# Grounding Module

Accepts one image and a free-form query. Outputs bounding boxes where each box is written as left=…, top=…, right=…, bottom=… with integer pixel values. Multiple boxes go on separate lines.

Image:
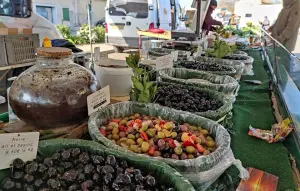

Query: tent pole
left=195, top=0, right=202, bottom=37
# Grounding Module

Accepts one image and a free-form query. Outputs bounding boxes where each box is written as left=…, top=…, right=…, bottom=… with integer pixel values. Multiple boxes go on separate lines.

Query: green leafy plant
left=57, top=24, right=105, bottom=45
left=126, top=53, right=157, bottom=103
left=94, top=26, right=105, bottom=43
left=206, top=36, right=237, bottom=58
left=232, top=24, right=260, bottom=37
left=224, top=26, right=236, bottom=32
left=215, top=26, right=226, bottom=36
left=56, top=25, right=72, bottom=39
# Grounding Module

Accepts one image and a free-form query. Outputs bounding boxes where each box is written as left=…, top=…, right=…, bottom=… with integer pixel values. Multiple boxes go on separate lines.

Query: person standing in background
left=262, top=16, right=270, bottom=31
left=269, top=0, right=300, bottom=51
left=215, top=8, right=226, bottom=22
left=202, top=0, right=223, bottom=35
left=229, top=14, right=239, bottom=29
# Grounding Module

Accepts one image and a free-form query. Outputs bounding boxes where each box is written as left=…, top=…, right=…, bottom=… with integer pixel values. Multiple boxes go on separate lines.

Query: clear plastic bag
left=157, top=68, right=239, bottom=96
left=234, top=51, right=248, bottom=56
left=88, top=102, right=249, bottom=190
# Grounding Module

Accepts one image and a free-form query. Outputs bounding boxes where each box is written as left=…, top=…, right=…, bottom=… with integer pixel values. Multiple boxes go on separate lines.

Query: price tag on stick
left=0, top=132, right=39, bottom=170
left=87, top=85, right=111, bottom=116
left=172, top=51, right=178, bottom=62
left=156, top=54, right=173, bottom=70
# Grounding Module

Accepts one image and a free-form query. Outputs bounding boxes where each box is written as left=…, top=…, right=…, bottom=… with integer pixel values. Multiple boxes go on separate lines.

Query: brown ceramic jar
left=9, top=47, right=100, bottom=128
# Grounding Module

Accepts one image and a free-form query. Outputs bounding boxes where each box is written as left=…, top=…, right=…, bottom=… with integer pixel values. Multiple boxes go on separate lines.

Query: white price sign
left=0, top=132, right=39, bottom=170
left=156, top=54, right=173, bottom=70
left=172, top=51, right=178, bottom=62
left=87, top=85, right=110, bottom=116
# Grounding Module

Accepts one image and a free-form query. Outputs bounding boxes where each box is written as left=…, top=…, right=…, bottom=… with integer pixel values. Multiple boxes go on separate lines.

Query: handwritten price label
left=0, top=132, right=39, bottom=170
left=156, top=54, right=173, bottom=70
left=87, top=86, right=110, bottom=116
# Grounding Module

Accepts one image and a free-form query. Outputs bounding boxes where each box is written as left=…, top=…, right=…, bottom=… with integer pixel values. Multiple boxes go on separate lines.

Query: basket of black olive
left=157, top=68, right=239, bottom=96
left=191, top=56, right=245, bottom=79
left=0, top=139, right=195, bottom=191
left=174, top=60, right=237, bottom=77
left=222, top=54, right=254, bottom=65
left=88, top=102, right=245, bottom=190
left=152, top=82, right=233, bottom=120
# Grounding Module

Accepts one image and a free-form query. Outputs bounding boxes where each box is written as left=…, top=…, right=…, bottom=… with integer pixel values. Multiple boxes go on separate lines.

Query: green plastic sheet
left=153, top=82, right=233, bottom=120
left=230, top=50, right=296, bottom=190
left=0, top=139, right=195, bottom=191
left=89, top=101, right=248, bottom=190
left=157, top=68, right=239, bottom=95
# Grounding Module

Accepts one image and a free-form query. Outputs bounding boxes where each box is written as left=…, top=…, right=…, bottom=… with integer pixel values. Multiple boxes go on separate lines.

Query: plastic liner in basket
left=157, top=68, right=239, bottom=96
left=88, top=102, right=249, bottom=190
left=174, top=60, right=237, bottom=77
left=223, top=54, right=254, bottom=65
left=152, top=81, right=233, bottom=120
left=0, top=139, right=195, bottom=191
left=233, top=51, right=248, bottom=56
left=192, top=56, right=245, bottom=77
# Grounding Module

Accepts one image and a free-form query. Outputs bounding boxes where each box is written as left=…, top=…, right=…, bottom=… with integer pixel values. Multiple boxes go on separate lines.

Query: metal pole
left=87, top=2, right=93, bottom=64
left=195, top=0, right=202, bottom=37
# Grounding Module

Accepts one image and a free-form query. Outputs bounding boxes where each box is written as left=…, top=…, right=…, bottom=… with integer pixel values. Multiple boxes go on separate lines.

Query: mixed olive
left=1, top=148, right=175, bottom=191
left=99, top=114, right=217, bottom=160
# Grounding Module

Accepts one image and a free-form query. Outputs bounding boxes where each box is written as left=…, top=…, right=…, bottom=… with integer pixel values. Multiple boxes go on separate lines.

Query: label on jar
left=87, top=85, right=111, bottom=116
left=0, top=132, right=39, bottom=170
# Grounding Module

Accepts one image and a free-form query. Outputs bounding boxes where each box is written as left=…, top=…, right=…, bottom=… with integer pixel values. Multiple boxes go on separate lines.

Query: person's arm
left=275, top=7, right=300, bottom=42
left=205, top=12, right=223, bottom=26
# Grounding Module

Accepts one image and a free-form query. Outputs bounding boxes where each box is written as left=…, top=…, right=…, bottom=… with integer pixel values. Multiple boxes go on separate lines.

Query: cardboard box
left=0, top=23, right=32, bottom=35
left=0, top=23, right=18, bottom=35
left=22, top=28, right=32, bottom=34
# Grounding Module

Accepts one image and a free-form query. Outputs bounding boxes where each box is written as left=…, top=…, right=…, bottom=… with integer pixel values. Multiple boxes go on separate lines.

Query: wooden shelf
left=0, top=62, right=36, bottom=71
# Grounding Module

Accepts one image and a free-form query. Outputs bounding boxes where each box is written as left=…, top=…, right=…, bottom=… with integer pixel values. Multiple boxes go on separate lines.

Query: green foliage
left=56, top=24, right=105, bottom=45
left=232, top=25, right=260, bottom=37
left=126, top=53, right=157, bottom=103
left=224, top=26, right=236, bottom=32
left=56, top=25, right=72, bottom=39
left=95, top=26, right=105, bottom=43
left=206, top=38, right=237, bottom=58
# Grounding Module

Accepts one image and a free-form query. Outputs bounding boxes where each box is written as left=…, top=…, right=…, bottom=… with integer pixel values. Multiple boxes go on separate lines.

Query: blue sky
left=179, top=0, right=193, bottom=8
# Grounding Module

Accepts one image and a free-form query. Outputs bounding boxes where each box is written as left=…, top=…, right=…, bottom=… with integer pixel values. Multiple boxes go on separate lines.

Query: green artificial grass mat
left=231, top=50, right=296, bottom=190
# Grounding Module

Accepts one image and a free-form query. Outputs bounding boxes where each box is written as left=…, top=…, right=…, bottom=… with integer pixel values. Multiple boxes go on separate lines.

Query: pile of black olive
left=153, top=84, right=223, bottom=112
left=223, top=55, right=248, bottom=61
left=1, top=148, right=175, bottom=191
left=178, top=61, right=233, bottom=72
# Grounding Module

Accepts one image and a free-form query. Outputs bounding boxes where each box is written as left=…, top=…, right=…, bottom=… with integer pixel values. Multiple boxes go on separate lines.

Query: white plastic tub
left=94, top=59, right=133, bottom=97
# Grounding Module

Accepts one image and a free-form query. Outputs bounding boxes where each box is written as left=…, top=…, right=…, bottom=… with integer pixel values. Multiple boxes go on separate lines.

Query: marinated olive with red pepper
left=99, top=114, right=217, bottom=160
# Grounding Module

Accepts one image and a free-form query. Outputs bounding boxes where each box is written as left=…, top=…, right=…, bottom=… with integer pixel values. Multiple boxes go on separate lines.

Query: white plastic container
left=94, top=59, right=133, bottom=97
